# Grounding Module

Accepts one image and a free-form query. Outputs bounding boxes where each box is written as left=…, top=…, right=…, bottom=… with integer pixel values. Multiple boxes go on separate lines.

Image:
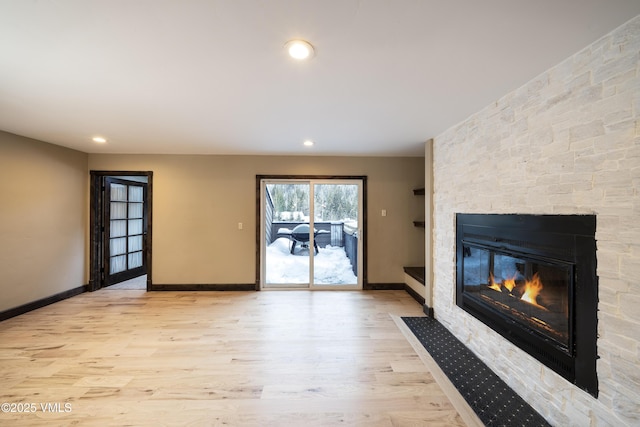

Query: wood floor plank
left=0, top=290, right=469, bottom=426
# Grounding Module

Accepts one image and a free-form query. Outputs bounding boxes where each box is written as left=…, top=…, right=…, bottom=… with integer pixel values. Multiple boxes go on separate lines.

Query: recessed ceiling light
left=303, top=140, right=314, bottom=147
left=285, top=40, right=315, bottom=60
left=92, top=136, right=107, bottom=143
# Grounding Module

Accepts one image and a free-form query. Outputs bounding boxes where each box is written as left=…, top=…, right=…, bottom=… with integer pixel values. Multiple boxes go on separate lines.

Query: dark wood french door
left=102, top=177, right=148, bottom=286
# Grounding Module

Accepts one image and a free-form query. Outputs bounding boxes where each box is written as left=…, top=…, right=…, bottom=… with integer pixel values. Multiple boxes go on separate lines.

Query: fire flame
left=521, top=273, right=544, bottom=308
left=488, top=273, right=502, bottom=292
left=503, top=276, right=516, bottom=292
left=487, top=272, right=546, bottom=309
left=488, top=273, right=517, bottom=292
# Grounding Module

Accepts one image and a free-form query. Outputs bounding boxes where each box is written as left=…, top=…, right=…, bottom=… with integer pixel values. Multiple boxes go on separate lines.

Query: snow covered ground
left=265, top=237, right=358, bottom=285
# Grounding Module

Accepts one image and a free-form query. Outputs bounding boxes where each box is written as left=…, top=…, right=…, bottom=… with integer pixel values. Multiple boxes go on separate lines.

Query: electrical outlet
left=381, top=209, right=387, bottom=217
left=238, top=222, right=243, bottom=230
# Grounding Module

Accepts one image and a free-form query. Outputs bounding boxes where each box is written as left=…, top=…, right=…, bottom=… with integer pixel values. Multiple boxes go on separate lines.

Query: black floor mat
left=402, top=316, right=550, bottom=427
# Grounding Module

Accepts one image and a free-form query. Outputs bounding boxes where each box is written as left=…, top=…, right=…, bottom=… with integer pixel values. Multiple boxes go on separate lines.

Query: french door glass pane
left=128, top=251, right=143, bottom=268
left=110, top=255, right=127, bottom=274
left=110, top=237, right=127, bottom=256
left=110, top=220, right=127, bottom=238
left=129, top=186, right=143, bottom=202
left=111, top=202, right=127, bottom=219
left=128, top=219, right=143, bottom=235
left=128, top=235, right=143, bottom=252
left=111, top=184, right=127, bottom=201
left=129, top=202, right=143, bottom=219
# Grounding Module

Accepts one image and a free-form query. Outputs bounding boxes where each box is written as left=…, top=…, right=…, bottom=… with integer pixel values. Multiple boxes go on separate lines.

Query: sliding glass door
left=264, top=182, right=310, bottom=288
left=311, top=183, right=360, bottom=287
left=261, top=179, right=363, bottom=290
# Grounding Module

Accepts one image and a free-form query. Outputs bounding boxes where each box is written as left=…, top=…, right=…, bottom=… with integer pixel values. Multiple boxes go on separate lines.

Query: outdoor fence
left=343, top=228, right=358, bottom=276
left=265, top=188, right=275, bottom=245
left=270, top=221, right=359, bottom=276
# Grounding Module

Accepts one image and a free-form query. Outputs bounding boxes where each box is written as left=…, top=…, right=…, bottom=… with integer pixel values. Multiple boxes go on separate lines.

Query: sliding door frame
left=255, top=175, right=367, bottom=290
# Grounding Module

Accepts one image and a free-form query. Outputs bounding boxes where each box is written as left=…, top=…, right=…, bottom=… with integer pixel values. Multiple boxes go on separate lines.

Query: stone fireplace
left=455, top=214, right=597, bottom=397
left=430, top=15, right=639, bottom=426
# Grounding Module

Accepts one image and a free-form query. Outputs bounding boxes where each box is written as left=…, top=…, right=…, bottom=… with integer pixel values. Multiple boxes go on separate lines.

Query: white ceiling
left=1, top=1, right=639, bottom=157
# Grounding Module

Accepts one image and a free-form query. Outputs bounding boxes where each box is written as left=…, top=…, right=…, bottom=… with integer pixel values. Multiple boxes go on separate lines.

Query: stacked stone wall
left=432, top=15, right=640, bottom=426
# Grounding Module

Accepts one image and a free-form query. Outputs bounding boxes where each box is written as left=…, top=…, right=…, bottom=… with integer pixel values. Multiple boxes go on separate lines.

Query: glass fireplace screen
left=462, top=244, right=572, bottom=350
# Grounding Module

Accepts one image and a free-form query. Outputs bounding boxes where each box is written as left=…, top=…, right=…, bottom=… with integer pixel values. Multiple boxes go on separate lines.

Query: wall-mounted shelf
left=404, top=266, right=425, bottom=285
left=413, top=188, right=425, bottom=227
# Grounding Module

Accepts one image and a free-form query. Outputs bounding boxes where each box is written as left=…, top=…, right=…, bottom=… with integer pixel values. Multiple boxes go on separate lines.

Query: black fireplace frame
left=456, top=214, right=598, bottom=397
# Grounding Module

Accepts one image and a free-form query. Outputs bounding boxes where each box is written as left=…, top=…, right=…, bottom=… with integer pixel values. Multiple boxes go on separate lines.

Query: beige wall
left=0, top=131, right=424, bottom=311
left=88, top=154, right=425, bottom=285
left=0, top=131, right=88, bottom=312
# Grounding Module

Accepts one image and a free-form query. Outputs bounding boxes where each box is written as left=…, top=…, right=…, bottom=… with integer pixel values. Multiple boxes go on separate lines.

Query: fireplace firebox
left=456, top=214, right=598, bottom=397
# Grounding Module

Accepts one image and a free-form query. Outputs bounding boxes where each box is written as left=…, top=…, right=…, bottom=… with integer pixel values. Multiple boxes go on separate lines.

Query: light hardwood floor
left=0, top=290, right=473, bottom=426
